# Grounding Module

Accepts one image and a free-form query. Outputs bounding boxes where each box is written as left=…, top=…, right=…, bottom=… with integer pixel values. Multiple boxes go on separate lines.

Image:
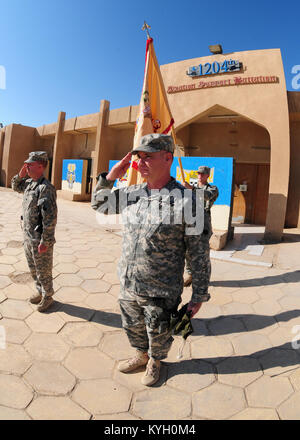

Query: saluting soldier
left=183, top=165, right=219, bottom=286
left=91, top=134, right=210, bottom=386
left=11, top=151, right=57, bottom=312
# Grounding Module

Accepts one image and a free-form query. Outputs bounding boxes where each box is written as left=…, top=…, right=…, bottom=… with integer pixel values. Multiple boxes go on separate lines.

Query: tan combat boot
left=118, top=351, right=149, bottom=373
left=37, top=296, right=54, bottom=312
left=183, top=274, right=192, bottom=287
left=29, top=292, right=43, bottom=304
left=141, top=358, right=161, bottom=386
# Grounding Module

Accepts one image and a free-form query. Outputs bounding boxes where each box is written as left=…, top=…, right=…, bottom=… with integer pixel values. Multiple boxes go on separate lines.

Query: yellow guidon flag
left=127, top=36, right=184, bottom=185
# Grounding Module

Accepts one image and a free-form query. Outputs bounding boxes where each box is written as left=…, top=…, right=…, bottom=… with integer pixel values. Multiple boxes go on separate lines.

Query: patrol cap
left=24, top=151, right=48, bottom=163
left=131, top=133, right=174, bottom=155
left=197, top=166, right=210, bottom=175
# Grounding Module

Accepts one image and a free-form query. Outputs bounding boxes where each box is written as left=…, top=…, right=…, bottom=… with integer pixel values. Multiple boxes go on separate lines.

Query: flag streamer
left=127, top=34, right=185, bottom=186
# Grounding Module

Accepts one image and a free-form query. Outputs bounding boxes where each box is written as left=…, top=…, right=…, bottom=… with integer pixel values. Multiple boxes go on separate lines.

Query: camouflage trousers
left=185, top=238, right=211, bottom=286
left=119, top=295, right=180, bottom=360
left=23, top=239, right=54, bottom=298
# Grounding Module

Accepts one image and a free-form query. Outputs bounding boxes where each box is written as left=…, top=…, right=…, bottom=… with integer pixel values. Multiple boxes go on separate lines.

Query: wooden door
left=232, top=163, right=270, bottom=225
left=253, top=164, right=270, bottom=225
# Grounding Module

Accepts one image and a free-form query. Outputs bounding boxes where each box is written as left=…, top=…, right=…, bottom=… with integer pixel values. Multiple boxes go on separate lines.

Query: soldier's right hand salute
left=106, top=152, right=132, bottom=181
left=19, top=164, right=28, bottom=178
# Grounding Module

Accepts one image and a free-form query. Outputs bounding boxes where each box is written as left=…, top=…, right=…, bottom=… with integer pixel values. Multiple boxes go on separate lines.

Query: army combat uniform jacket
left=11, top=175, right=57, bottom=246
left=92, top=174, right=210, bottom=304
left=197, top=182, right=219, bottom=238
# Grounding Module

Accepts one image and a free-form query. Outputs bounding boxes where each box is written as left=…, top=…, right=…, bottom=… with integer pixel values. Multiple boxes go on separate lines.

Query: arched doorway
left=176, top=105, right=271, bottom=226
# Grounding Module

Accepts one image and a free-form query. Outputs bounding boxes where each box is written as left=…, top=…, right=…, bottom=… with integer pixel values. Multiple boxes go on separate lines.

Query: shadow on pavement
left=48, top=301, right=122, bottom=329
left=165, top=342, right=300, bottom=379
left=191, top=310, right=300, bottom=337
left=211, top=269, right=300, bottom=288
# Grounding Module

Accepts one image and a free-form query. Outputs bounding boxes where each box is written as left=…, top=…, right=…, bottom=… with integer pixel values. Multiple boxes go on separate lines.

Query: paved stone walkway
left=0, top=188, right=300, bottom=420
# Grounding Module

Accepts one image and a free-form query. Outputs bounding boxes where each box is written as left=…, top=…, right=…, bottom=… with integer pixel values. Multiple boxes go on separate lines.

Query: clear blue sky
left=0, top=0, right=299, bottom=127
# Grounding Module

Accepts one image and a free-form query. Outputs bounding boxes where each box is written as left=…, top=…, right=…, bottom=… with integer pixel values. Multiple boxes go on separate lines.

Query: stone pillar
left=264, top=130, right=290, bottom=242
left=0, top=130, right=4, bottom=183
left=92, top=100, right=110, bottom=189
left=51, top=111, right=66, bottom=189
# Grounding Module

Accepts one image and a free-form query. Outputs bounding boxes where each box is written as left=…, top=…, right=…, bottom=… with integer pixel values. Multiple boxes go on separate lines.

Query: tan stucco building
left=1, top=48, right=300, bottom=242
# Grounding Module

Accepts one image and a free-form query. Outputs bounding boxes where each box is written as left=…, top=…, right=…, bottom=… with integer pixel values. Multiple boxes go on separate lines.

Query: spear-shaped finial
left=142, top=21, right=151, bottom=39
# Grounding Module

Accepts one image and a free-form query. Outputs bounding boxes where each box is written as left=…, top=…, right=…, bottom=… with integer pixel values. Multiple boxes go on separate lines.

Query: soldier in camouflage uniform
left=11, top=151, right=57, bottom=312
left=183, top=166, right=219, bottom=286
left=91, top=134, right=210, bottom=386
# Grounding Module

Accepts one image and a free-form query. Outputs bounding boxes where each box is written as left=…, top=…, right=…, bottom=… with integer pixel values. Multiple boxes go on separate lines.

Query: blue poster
left=109, top=156, right=233, bottom=231
left=62, top=159, right=85, bottom=193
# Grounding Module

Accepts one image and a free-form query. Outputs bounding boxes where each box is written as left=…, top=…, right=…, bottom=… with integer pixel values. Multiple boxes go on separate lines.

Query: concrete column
left=0, top=130, right=4, bottom=182
left=51, top=111, right=66, bottom=189
left=264, top=130, right=290, bottom=242
left=92, top=100, right=110, bottom=188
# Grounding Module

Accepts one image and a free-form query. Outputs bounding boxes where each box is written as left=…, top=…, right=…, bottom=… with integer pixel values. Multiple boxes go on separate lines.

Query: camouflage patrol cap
left=131, top=133, right=174, bottom=154
left=197, top=166, right=210, bottom=175
left=24, top=151, right=48, bottom=163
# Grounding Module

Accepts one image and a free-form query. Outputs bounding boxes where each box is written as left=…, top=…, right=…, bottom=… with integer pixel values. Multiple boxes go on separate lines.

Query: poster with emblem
left=62, top=159, right=88, bottom=194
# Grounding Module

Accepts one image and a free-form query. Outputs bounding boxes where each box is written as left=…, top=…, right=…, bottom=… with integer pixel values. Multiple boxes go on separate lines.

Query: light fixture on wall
left=209, top=44, right=223, bottom=54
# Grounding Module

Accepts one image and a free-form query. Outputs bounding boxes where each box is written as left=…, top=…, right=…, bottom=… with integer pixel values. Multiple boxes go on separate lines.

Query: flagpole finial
left=142, top=21, right=151, bottom=39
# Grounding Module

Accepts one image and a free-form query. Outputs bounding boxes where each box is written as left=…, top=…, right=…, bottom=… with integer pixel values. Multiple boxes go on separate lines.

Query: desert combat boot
left=141, top=358, right=161, bottom=386
left=118, top=350, right=149, bottom=373
left=29, top=292, right=43, bottom=304
left=37, top=296, right=54, bottom=312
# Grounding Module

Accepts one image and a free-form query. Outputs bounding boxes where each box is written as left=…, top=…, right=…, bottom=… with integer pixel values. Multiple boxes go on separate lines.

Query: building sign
left=187, top=59, right=242, bottom=77
left=167, top=75, right=279, bottom=94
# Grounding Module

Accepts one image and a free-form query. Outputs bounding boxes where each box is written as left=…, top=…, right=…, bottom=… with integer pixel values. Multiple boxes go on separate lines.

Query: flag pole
left=142, top=22, right=185, bottom=184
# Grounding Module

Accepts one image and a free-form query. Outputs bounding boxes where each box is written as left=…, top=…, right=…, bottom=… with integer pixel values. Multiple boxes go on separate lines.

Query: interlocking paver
left=260, top=347, right=300, bottom=376
left=0, top=264, right=14, bottom=276
left=77, top=268, right=104, bottom=280
left=0, top=343, right=32, bottom=374
left=208, top=316, right=245, bottom=338
left=76, top=259, right=99, bottom=268
left=0, top=299, right=33, bottom=320
left=231, top=333, right=272, bottom=356
left=24, top=362, right=76, bottom=395
left=64, top=347, right=114, bottom=379
left=54, top=263, right=79, bottom=274
left=0, top=318, right=31, bottom=344
left=81, top=279, right=111, bottom=293
left=0, top=374, right=33, bottom=409
left=193, top=382, right=246, bottom=420
left=290, top=368, right=300, bottom=391
left=59, top=321, right=103, bottom=347
left=278, top=392, right=300, bottom=420
left=0, top=275, right=12, bottom=288
left=85, top=293, right=118, bottom=311
left=26, top=396, right=90, bottom=420
left=55, top=274, right=83, bottom=287
left=25, top=333, right=70, bottom=362
left=2, top=283, right=35, bottom=300
left=190, top=336, right=233, bottom=362
left=0, top=406, right=31, bottom=420
left=217, top=356, right=263, bottom=387
left=1, top=188, right=300, bottom=420
left=25, top=311, right=65, bottom=333
left=100, top=331, right=136, bottom=360
left=166, top=360, right=215, bottom=392
left=54, top=286, right=88, bottom=303
left=230, top=408, right=279, bottom=420
left=72, top=379, right=132, bottom=415
left=246, top=376, right=293, bottom=408
left=252, top=298, right=282, bottom=316
left=57, top=302, right=95, bottom=323
left=133, top=388, right=191, bottom=419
